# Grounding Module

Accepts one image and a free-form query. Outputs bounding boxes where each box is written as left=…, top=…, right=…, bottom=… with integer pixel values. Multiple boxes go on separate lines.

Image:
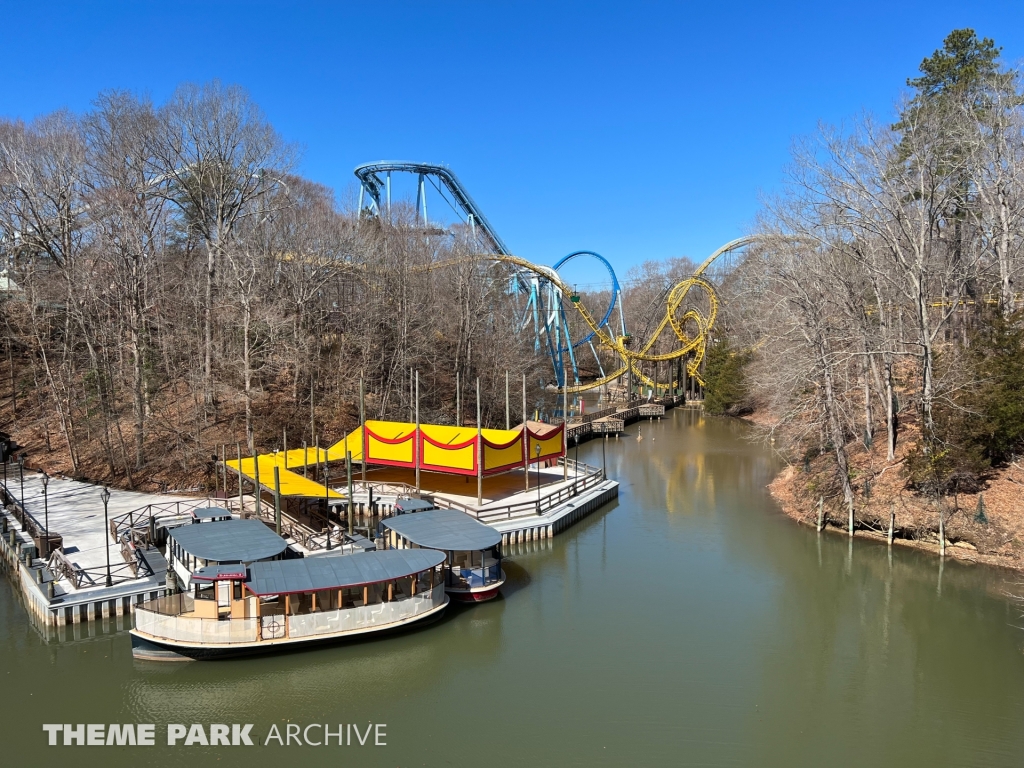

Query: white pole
left=477, top=377, right=483, bottom=506
left=415, top=371, right=421, bottom=493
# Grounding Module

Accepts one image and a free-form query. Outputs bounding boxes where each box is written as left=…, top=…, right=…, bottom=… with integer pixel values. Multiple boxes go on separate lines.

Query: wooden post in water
left=939, top=507, right=945, bottom=557
left=346, top=450, right=354, bottom=535
left=848, top=501, right=854, bottom=538
left=273, top=466, right=281, bottom=536
left=477, top=377, right=483, bottom=506
left=415, top=371, right=421, bottom=494
left=360, top=377, right=367, bottom=485
left=888, top=503, right=895, bottom=546
left=816, top=496, right=824, bottom=532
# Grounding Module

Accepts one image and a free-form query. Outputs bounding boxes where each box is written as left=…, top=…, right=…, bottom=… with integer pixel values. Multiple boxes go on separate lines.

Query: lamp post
left=39, top=471, right=49, bottom=557
left=574, top=434, right=579, bottom=468
left=101, top=486, right=112, bottom=587
left=535, top=444, right=542, bottom=512
left=18, top=453, right=25, bottom=511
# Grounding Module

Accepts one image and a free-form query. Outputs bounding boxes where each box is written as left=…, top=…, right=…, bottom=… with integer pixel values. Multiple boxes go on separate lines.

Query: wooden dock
left=564, top=395, right=685, bottom=442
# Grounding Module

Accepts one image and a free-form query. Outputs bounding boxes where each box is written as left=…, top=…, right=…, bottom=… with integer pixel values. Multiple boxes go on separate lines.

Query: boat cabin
left=130, top=549, right=448, bottom=659
left=166, top=518, right=289, bottom=589
left=379, top=508, right=505, bottom=602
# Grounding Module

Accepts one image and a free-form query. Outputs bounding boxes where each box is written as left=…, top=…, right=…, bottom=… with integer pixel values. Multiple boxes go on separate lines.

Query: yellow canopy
left=224, top=455, right=344, bottom=498
left=326, top=426, right=365, bottom=462
left=341, top=419, right=564, bottom=476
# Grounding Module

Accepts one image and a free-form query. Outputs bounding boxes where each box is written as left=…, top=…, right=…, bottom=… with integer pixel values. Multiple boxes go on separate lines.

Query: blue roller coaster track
left=354, top=162, right=626, bottom=389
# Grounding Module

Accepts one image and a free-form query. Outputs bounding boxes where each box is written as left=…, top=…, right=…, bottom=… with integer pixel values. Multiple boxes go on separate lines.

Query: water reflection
left=4, top=410, right=1024, bottom=767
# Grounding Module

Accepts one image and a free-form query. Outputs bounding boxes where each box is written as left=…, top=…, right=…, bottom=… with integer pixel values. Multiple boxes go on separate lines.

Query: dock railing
left=431, top=458, right=606, bottom=523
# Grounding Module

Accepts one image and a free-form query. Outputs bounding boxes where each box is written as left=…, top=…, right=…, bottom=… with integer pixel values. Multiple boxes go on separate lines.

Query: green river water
left=3, top=408, right=1024, bottom=767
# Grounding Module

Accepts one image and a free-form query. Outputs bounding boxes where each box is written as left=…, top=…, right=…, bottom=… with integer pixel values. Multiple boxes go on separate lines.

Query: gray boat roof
left=381, top=508, right=501, bottom=551
left=192, top=564, right=249, bottom=581
left=168, top=519, right=288, bottom=563
left=245, top=549, right=445, bottom=596
left=395, top=498, right=435, bottom=514
left=191, top=507, right=232, bottom=520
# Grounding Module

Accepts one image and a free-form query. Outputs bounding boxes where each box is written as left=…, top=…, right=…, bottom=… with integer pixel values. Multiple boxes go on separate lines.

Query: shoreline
left=766, top=457, right=1024, bottom=574
left=728, top=408, right=1024, bottom=573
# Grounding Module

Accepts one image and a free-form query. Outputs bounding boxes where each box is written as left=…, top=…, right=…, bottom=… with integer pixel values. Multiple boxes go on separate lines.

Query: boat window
left=290, top=593, right=311, bottom=615
left=364, top=583, right=382, bottom=606
left=341, top=587, right=361, bottom=608
left=195, top=583, right=215, bottom=601
left=233, top=582, right=242, bottom=601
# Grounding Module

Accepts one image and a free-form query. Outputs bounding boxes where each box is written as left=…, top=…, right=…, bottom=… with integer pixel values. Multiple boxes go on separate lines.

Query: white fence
left=134, top=608, right=258, bottom=645
left=287, top=584, right=445, bottom=639
left=134, top=584, right=445, bottom=645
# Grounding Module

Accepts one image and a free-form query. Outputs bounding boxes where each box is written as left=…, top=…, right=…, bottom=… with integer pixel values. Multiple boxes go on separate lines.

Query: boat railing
left=287, top=583, right=445, bottom=639
left=134, top=583, right=445, bottom=645
left=134, top=598, right=258, bottom=645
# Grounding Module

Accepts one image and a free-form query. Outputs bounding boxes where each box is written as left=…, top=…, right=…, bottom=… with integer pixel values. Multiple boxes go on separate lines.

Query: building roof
left=169, top=519, right=288, bottom=563
left=245, top=549, right=444, bottom=596
left=382, top=508, right=501, bottom=551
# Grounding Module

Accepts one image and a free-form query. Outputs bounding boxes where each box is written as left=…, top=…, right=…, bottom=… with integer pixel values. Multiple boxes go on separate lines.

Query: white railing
left=287, top=583, right=445, bottom=638
left=134, top=584, right=445, bottom=645
left=134, top=607, right=258, bottom=645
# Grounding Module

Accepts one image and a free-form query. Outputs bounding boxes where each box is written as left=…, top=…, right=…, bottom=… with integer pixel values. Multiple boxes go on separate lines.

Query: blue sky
left=2, top=1, right=1023, bottom=271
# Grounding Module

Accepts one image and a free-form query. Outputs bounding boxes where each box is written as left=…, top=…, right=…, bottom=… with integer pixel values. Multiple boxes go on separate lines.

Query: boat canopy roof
left=245, top=549, right=445, bottom=596
left=192, top=564, right=248, bottom=581
left=395, top=498, right=435, bottom=514
left=169, top=519, right=288, bottom=563
left=382, top=508, right=501, bottom=551
left=190, top=506, right=231, bottom=520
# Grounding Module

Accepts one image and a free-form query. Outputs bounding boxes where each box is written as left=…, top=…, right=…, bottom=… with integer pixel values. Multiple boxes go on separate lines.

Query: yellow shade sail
left=224, top=455, right=344, bottom=499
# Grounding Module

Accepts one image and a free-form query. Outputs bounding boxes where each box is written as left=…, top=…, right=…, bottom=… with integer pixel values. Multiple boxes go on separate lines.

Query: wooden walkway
left=563, top=395, right=686, bottom=443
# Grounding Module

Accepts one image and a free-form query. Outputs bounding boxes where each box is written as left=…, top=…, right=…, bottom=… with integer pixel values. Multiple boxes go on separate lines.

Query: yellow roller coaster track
left=346, top=236, right=758, bottom=394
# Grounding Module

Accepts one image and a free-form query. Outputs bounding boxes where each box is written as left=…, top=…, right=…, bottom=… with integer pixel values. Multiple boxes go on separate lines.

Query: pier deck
left=0, top=473, right=200, bottom=626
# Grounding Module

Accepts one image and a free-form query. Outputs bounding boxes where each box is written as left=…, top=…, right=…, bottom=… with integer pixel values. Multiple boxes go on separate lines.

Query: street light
left=101, top=486, right=112, bottom=587
left=39, top=471, right=49, bottom=558
left=18, top=453, right=25, bottom=512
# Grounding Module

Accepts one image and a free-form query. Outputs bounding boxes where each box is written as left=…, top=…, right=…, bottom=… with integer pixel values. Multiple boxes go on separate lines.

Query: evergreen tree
left=703, top=339, right=750, bottom=416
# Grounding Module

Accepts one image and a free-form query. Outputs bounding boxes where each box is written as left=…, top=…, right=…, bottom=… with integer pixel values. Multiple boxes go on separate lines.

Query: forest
left=0, top=83, right=557, bottom=487
left=711, top=30, right=1024, bottom=556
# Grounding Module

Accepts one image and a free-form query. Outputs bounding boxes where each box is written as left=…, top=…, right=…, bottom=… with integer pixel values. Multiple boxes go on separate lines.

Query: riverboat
left=130, top=549, right=448, bottom=660
left=379, top=508, right=505, bottom=602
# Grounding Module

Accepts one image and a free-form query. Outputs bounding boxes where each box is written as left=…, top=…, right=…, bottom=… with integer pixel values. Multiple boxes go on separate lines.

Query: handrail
left=429, top=460, right=606, bottom=522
